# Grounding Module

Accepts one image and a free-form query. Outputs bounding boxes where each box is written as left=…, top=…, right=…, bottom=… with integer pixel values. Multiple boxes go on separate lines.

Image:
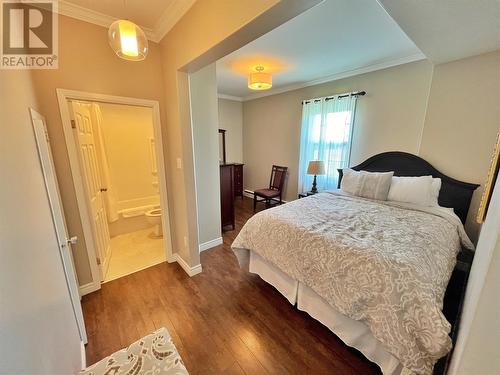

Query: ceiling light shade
left=108, top=20, right=148, bottom=61
left=248, top=66, right=272, bottom=90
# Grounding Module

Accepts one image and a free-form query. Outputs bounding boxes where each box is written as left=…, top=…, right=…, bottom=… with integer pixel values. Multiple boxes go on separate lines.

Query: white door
left=70, top=101, right=111, bottom=280
left=29, top=108, right=88, bottom=344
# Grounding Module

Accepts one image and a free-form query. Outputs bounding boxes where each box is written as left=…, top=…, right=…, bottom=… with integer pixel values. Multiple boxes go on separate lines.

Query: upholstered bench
left=81, top=327, right=188, bottom=374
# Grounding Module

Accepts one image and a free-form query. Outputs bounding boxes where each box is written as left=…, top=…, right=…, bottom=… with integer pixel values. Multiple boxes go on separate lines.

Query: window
left=298, top=95, right=358, bottom=193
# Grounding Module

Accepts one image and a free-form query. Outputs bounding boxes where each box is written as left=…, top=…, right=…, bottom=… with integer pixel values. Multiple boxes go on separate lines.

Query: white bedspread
left=232, top=191, right=473, bottom=375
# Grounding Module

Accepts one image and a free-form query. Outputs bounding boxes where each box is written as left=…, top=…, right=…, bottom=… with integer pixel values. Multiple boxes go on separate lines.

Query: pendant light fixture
left=108, top=1, right=148, bottom=61
left=248, top=66, right=272, bottom=90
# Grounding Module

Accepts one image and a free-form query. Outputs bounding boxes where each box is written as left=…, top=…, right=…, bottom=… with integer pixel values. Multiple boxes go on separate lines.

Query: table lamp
left=307, top=161, right=325, bottom=193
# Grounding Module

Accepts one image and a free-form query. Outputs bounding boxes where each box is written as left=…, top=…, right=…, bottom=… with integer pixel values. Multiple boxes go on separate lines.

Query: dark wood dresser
left=220, top=163, right=243, bottom=231
left=233, top=163, right=244, bottom=198
left=220, top=163, right=244, bottom=231
left=220, top=164, right=235, bottom=231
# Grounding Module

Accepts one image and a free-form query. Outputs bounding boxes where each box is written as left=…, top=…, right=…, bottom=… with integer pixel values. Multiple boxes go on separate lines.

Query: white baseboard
left=244, top=189, right=288, bottom=203
left=174, top=253, right=202, bottom=276
left=199, top=237, right=223, bottom=252
left=79, top=254, right=200, bottom=294
left=80, top=340, right=86, bottom=370
left=243, top=190, right=254, bottom=199
left=79, top=281, right=101, bottom=297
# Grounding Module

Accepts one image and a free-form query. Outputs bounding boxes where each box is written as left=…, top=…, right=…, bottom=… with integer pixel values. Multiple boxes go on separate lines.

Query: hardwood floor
left=82, top=197, right=380, bottom=374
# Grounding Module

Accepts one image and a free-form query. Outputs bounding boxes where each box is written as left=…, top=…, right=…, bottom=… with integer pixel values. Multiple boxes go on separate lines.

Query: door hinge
left=96, top=257, right=101, bottom=265
left=71, top=120, right=76, bottom=129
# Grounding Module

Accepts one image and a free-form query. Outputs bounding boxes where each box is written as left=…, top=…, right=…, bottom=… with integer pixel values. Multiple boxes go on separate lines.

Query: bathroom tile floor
left=104, top=227, right=166, bottom=282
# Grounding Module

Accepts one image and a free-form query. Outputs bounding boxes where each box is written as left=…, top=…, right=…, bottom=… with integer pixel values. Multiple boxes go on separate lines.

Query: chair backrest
left=269, top=165, right=288, bottom=191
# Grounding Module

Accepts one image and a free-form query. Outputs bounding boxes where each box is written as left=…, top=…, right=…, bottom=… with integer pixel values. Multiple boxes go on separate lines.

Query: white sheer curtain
left=298, top=95, right=358, bottom=193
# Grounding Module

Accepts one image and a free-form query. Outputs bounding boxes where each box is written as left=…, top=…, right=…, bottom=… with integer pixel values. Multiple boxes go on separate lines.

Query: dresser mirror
left=218, top=129, right=226, bottom=164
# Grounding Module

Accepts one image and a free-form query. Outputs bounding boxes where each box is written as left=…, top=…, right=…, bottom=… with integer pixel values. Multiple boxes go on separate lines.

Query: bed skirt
left=249, top=251, right=403, bottom=375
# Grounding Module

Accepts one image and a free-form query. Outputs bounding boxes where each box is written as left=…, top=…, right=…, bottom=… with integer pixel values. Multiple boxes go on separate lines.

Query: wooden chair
left=254, top=165, right=288, bottom=211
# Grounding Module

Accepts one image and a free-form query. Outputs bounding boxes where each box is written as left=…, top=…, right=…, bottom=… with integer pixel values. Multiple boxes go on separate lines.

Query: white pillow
left=387, top=176, right=441, bottom=207
left=341, top=169, right=394, bottom=201
left=430, top=178, right=442, bottom=206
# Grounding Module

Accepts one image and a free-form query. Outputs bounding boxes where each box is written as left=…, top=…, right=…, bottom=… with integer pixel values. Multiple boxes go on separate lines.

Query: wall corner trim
left=417, top=62, right=435, bottom=155
left=80, top=340, right=87, bottom=370
left=79, top=281, right=100, bottom=297
left=174, top=253, right=202, bottom=276
left=199, top=237, right=223, bottom=252
left=218, top=93, right=244, bottom=102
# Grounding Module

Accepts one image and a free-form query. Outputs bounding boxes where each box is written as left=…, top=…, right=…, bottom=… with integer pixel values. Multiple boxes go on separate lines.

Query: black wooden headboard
left=337, top=151, right=479, bottom=223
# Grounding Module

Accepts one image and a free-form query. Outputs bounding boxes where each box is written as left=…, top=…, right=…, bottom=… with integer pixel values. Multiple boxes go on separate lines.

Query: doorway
left=57, top=90, right=173, bottom=291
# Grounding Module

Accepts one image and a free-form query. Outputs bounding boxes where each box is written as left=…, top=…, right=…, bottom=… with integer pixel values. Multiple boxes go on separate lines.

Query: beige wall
left=218, top=99, right=243, bottom=163
left=0, top=71, right=82, bottom=373
left=243, top=60, right=433, bottom=202
left=419, top=50, right=500, bottom=240
left=99, top=103, right=158, bottom=210
left=31, top=15, right=167, bottom=286
left=190, top=64, right=222, bottom=246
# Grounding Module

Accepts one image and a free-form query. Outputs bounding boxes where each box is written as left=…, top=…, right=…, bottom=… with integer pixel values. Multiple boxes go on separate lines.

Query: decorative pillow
left=340, top=169, right=362, bottom=196
left=387, top=175, right=439, bottom=207
left=341, top=169, right=394, bottom=201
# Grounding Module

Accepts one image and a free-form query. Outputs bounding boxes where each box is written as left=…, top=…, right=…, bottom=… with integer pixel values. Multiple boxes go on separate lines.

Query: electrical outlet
left=183, top=236, right=188, bottom=247
left=176, top=158, right=182, bottom=169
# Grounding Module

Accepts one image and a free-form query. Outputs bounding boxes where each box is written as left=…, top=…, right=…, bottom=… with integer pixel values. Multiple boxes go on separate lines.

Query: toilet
left=145, top=208, right=163, bottom=237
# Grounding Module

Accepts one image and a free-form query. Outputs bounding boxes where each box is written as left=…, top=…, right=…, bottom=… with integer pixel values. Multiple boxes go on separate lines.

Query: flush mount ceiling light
left=248, top=66, right=272, bottom=90
left=108, top=19, right=148, bottom=61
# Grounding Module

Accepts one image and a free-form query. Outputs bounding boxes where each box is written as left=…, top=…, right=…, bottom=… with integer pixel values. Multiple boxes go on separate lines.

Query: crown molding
left=217, top=93, right=243, bottom=102
left=57, top=1, right=156, bottom=40
left=241, top=52, right=427, bottom=101
left=58, top=1, right=117, bottom=29
left=57, top=0, right=195, bottom=43
left=153, top=0, right=196, bottom=43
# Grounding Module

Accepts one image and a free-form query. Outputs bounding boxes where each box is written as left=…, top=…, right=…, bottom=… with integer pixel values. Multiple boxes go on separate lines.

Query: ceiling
left=59, top=0, right=195, bottom=42
left=58, top=0, right=500, bottom=97
left=379, top=0, right=500, bottom=64
left=216, top=0, right=424, bottom=100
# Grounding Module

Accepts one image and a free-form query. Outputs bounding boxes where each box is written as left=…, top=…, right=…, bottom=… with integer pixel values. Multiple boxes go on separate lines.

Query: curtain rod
left=302, top=91, right=366, bottom=104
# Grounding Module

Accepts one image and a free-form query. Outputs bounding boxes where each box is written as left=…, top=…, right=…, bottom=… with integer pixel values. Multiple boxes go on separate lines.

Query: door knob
left=66, top=236, right=78, bottom=245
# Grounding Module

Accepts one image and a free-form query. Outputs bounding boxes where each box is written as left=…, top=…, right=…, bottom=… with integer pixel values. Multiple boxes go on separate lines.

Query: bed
left=231, top=152, right=479, bottom=375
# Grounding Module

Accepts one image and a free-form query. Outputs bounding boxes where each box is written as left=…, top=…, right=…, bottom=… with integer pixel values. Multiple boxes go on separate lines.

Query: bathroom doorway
left=57, top=90, right=173, bottom=291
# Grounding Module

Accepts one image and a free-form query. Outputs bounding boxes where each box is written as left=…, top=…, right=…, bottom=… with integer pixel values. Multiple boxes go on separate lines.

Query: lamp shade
left=307, top=161, right=325, bottom=175
left=248, top=66, right=272, bottom=90
left=108, top=20, right=148, bottom=61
